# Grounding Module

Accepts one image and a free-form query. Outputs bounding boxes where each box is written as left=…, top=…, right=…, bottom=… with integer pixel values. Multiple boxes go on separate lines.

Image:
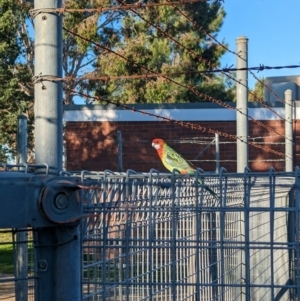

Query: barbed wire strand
left=62, top=28, right=290, bottom=141
left=29, top=0, right=223, bottom=17
left=169, top=3, right=289, bottom=105
left=190, top=159, right=285, bottom=162
left=53, top=76, right=286, bottom=141
left=36, top=63, right=300, bottom=82
left=168, top=135, right=287, bottom=140
left=65, top=88, right=287, bottom=158
left=249, top=135, right=286, bottom=140
left=37, top=3, right=292, bottom=113
left=97, top=2, right=291, bottom=136
left=123, top=3, right=289, bottom=121
left=169, top=140, right=286, bottom=145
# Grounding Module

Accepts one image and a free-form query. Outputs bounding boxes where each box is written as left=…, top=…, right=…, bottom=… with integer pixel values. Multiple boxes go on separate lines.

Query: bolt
left=54, top=193, right=69, bottom=209
left=39, top=261, right=47, bottom=270
left=42, top=15, right=47, bottom=20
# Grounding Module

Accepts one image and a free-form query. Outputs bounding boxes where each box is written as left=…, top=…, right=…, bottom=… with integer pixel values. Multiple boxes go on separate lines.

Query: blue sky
left=219, top=0, right=300, bottom=89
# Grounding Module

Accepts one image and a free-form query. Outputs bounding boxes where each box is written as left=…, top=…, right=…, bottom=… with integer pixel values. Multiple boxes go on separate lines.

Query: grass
left=0, top=231, right=34, bottom=275
left=0, top=232, right=14, bottom=274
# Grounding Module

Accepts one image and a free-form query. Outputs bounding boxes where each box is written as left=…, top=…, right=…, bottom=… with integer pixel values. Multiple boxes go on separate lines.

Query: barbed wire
left=34, top=63, right=300, bottom=83
left=62, top=28, right=290, bottom=141
left=29, top=0, right=223, bottom=17
left=169, top=140, right=285, bottom=145
left=153, top=135, right=286, bottom=141
left=249, top=159, right=286, bottom=162
left=34, top=2, right=292, bottom=120
left=31, top=0, right=292, bottom=107
left=60, top=0, right=289, bottom=124
left=168, top=139, right=230, bottom=144
left=169, top=3, right=289, bottom=105
left=105, top=1, right=290, bottom=122
left=65, top=87, right=288, bottom=158
left=249, top=135, right=287, bottom=140
left=39, top=75, right=290, bottom=140
left=191, top=159, right=285, bottom=162
left=50, top=4, right=293, bottom=149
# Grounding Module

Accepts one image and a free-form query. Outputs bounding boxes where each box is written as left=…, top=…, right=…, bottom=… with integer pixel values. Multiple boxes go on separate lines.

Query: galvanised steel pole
left=34, top=2, right=81, bottom=301
left=236, top=36, right=249, bottom=173
left=16, top=114, right=27, bottom=167
left=285, top=89, right=293, bottom=172
left=117, top=130, right=123, bottom=172
left=34, top=0, right=63, bottom=173
left=16, top=114, right=28, bottom=301
left=215, top=133, right=220, bottom=174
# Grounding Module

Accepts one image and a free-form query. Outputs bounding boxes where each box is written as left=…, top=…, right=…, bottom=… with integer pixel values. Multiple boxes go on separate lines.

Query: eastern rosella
left=152, top=138, right=218, bottom=199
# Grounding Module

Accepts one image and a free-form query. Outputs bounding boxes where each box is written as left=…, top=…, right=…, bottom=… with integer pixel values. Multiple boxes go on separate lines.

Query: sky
left=219, top=0, right=300, bottom=89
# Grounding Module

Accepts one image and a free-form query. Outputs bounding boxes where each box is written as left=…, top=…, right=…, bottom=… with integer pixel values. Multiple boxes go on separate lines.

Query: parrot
left=152, top=138, right=219, bottom=200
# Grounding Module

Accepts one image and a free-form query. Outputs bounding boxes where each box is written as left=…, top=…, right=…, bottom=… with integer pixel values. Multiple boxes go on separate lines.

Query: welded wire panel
left=79, top=170, right=298, bottom=301
left=0, top=228, right=35, bottom=301
left=80, top=172, right=237, bottom=301
left=245, top=176, right=293, bottom=301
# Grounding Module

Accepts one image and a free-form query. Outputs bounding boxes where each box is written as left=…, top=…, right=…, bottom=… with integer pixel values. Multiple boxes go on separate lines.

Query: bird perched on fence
left=152, top=138, right=218, bottom=200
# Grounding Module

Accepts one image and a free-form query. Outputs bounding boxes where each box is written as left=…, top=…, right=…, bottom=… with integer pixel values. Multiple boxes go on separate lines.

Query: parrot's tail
left=204, top=185, right=219, bottom=201
left=192, top=174, right=219, bottom=203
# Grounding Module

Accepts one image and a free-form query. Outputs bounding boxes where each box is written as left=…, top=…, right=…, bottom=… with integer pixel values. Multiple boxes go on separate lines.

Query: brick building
left=64, top=101, right=300, bottom=173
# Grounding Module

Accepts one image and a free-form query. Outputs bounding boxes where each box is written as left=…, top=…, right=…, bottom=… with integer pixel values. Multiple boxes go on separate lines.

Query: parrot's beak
left=152, top=142, right=160, bottom=150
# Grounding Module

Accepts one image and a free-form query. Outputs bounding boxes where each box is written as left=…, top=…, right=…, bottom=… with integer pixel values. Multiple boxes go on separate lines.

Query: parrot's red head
left=152, top=138, right=165, bottom=150
left=152, top=138, right=165, bottom=157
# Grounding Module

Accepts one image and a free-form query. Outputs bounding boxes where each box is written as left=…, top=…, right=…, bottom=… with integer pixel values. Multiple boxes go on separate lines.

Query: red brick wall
left=65, top=119, right=295, bottom=173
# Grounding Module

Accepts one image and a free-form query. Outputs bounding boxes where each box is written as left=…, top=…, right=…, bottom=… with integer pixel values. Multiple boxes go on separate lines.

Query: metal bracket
left=0, top=172, right=82, bottom=228
left=39, top=179, right=81, bottom=224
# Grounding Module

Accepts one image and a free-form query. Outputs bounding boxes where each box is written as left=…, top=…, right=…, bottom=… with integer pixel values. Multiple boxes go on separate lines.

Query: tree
left=0, top=0, right=34, bottom=162
left=248, top=77, right=264, bottom=102
left=0, top=0, right=232, bottom=161
left=62, top=0, right=122, bottom=104
left=0, top=0, right=122, bottom=160
left=95, top=1, right=233, bottom=103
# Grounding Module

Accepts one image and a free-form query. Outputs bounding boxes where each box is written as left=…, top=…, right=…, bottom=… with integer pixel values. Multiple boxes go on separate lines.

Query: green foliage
left=0, top=0, right=34, bottom=161
left=0, top=232, right=33, bottom=274
left=0, top=232, right=14, bottom=274
left=249, top=77, right=264, bottom=101
left=94, top=1, right=233, bottom=103
left=63, top=0, right=123, bottom=104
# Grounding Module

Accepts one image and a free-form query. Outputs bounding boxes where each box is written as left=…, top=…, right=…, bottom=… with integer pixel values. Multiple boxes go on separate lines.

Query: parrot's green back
left=152, top=138, right=219, bottom=201
left=161, top=143, right=196, bottom=174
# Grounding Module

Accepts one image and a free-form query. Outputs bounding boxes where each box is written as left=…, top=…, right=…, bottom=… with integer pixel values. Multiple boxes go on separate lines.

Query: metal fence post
left=15, top=114, right=28, bottom=301
left=215, top=133, right=220, bottom=174
left=285, top=89, right=293, bottom=172
left=236, top=36, right=249, bottom=172
left=117, top=131, right=123, bottom=172
left=294, top=167, right=300, bottom=300
left=34, top=0, right=63, bottom=173
left=33, top=1, right=81, bottom=301
left=16, top=114, right=27, bottom=167
left=243, top=167, right=251, bottom=301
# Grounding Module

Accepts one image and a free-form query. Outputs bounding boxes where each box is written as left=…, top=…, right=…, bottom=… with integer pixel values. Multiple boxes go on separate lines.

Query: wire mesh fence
left=0, top=168, right=299, bottom=301
left=78, top=169, right=299, bottom=301
left=0, top=228, right=35, bottom=301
